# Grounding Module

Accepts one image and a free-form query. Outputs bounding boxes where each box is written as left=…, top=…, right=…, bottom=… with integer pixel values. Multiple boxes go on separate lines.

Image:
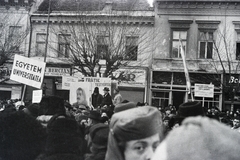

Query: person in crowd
left=92, top=87, right=103, bottom=109
left=0, top=111, right=46, bottom=160
left=163, top=116, right=171, bottom=136
left=231, top=116, right=240, bottom=132
left=85, top=110, right=104, bottom=154
left=36, top=114, right=84, bottom=160
left=15, top=98, right=25, bottom=111
left=113, top=88, right=123, bottom=106
left=169, top=101, right=204, bottom=129
left=152, top=116, right=240, bottom=160
left=105, top=106, right=163, bottom=160
left=73, top=87, right=88, bottom=109
left=37, top=95, right=66, bottom=127
left=23, top=103, right=40, bottom=118
left=100, top=87, right=113, bottom=108
left=100, top=87, right=114, bottom=118
left=85, top=123, right=109, bottom=160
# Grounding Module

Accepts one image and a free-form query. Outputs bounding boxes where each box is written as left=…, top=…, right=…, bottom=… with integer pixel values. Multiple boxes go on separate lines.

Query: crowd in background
left=1, top=87, right=240, bottom=160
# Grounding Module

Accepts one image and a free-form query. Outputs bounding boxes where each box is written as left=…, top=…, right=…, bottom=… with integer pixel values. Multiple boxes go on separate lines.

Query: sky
left=147, top=0, right=154, bottom=7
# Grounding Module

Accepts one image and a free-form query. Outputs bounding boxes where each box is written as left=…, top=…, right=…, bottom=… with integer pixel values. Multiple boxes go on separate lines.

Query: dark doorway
left=172, top=91, right=185, bottom=110
left=55, top=90, right=69, bottom=101
left=0, top=91, right=11, bottom=100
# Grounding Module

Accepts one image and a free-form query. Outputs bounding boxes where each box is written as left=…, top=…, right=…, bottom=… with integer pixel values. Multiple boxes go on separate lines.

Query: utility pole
left=44, top=0, right=51, bottom=62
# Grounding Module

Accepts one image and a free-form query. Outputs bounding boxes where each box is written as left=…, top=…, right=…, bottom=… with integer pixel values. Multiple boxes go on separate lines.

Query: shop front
left=25, top=65, right=72, bottom=101
left=150, top=71, right=222, bottom=110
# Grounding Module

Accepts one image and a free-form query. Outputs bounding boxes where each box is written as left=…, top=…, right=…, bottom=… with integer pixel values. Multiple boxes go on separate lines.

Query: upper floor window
left=172, top=31, right=187, bottom=58
left=58, top=34, right=71, bottom=58
left=236, top=32, right=240, bottom=60
left=96, top=35, right=109, bottom=59
left=199, top=31, right=213, bottom=59
left=8, top=26, right=22, bottom=51
left=124, top=36, right=138, bottom=61
left=36, top=33, right=46, bottom=56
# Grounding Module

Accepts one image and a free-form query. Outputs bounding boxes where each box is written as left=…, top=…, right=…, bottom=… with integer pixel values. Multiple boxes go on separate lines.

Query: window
left=125, top=36, right=138, bottom=60
left=236, top=32, right=240, bottom=60
left=58, top=34, right=71, bottom=58
left=36, top=33, right=46, bottom=56
left=8, top=26, right=22, bottom=51
left=172, top=31, right=187, bottom=58
left=199, top=31, right=213, bottom=59
left=97, top=35, right=108, bottom=59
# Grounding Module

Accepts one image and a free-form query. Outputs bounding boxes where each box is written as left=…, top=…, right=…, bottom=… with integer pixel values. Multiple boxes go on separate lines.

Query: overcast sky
left=147, top=0, right=153, bottom=7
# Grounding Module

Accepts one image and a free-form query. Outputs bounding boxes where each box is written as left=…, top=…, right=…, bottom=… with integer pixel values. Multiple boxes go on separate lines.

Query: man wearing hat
left=100, top=87, right=113, bottom=108
left=170, top=101, right=204, bottom=129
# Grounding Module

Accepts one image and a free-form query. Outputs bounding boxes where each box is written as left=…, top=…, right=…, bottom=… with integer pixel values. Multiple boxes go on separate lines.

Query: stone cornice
left=156, top=1, right=240, bottom=16
left=31, top=14, right=155, bottom=26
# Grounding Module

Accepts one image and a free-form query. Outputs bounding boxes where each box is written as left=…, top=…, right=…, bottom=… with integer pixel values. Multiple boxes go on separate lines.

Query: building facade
left=27, top=0, right=154, bottom=102
left=151, top=0, right=240, bottom=111
left=0, top=0, right=33, bottom=100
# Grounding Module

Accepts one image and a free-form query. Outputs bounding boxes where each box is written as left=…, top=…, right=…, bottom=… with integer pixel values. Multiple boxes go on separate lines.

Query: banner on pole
left=194, top=83, right=214, bottom=98
left=10, top=55, right=46, bottom=89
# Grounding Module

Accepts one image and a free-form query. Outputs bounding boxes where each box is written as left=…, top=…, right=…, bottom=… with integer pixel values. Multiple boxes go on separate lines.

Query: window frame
left=58, top=34, right=71, bottom=58
left=236, top=32, right=240, bottom=60
left=198, top=31, right=214, bottom=59
left=124, top=36, right=138, bottom=61
left=8, top=26, right=22, bottom=52
left=36, top=33, right=46, bottom=56
left=171, top=30, right=188, bottom=58
left=96, top=35, right=109, bottom=59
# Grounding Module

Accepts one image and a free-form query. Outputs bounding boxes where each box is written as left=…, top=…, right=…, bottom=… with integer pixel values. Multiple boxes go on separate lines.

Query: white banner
left=84, top=77, right=111, bottom=95
left=62, top=76, right=80, bottom=90
left=194, top=83, right=214, bottom=98
left=10, top=55, right=46, bottom=89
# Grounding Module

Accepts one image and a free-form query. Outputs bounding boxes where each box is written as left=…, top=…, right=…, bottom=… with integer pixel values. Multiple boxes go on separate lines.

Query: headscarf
left=105, top=106, right=162, bottom=160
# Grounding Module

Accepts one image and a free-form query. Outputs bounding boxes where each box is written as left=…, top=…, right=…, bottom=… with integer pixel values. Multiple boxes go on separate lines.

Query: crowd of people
left=1, top=88, right=240, bottom=160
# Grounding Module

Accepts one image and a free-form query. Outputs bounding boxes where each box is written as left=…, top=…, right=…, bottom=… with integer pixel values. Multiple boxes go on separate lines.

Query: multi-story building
left=151, top=0, right=240, bottom=111
left=27, top=0, right=154, bottom=102
left=0, top=0, right=33, bottom=100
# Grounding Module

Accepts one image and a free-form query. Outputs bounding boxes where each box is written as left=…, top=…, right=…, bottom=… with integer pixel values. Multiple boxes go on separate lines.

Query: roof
left=0, top=0, right=34, bottom=6
left=37, top=0, right=151, bottom=12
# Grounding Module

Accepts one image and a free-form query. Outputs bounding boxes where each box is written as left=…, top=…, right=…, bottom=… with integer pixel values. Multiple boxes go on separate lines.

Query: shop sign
left=45, top=67, right=71, bottom=77
left=229, top=76, right=240, bottom=84
left=111, top=68, right=146, bottom=87
left=194, top=83, right=214, bottom=98
left=10, top=55, right=46, bottom=89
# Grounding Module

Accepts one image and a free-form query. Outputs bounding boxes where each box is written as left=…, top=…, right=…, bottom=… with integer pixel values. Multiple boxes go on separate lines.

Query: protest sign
left=10, top=55, right=46, bottom=89
left=62, top=76, right=80, bottom=90
left=84, top=77, right=111, bottom=95
left=194, top=83, right=214, bottom=98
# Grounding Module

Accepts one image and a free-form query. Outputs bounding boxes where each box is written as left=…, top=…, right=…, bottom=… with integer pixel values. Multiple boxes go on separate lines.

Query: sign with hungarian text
left=10, top=55, right=46, bottom=89
left=194, top=83, right=214, bottom=98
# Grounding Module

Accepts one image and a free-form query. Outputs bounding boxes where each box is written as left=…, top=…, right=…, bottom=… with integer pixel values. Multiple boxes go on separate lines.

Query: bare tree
left=0, top=12, right=30, bottom=81
left=39, top=0, right=156, bottom=77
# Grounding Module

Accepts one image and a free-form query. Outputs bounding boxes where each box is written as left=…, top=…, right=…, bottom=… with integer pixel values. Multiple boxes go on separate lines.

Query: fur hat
left=103, top=87, right=110, bottom=91
left=88, top=110, right=102, bottom=121
left=46, top=115, right=83, bottom=155
left=24, top=103, right=39, bottom=118
left=89, top=123, right=109, bottom=147
left=114, top=102, right=136, bottom=113
left=178, top=101, right=204, bottom=118
left=152, top=116, right=240, bottom=160
left=39, top=95, right=65, bottom=116
left=105, top=106, right=163, bottom=160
